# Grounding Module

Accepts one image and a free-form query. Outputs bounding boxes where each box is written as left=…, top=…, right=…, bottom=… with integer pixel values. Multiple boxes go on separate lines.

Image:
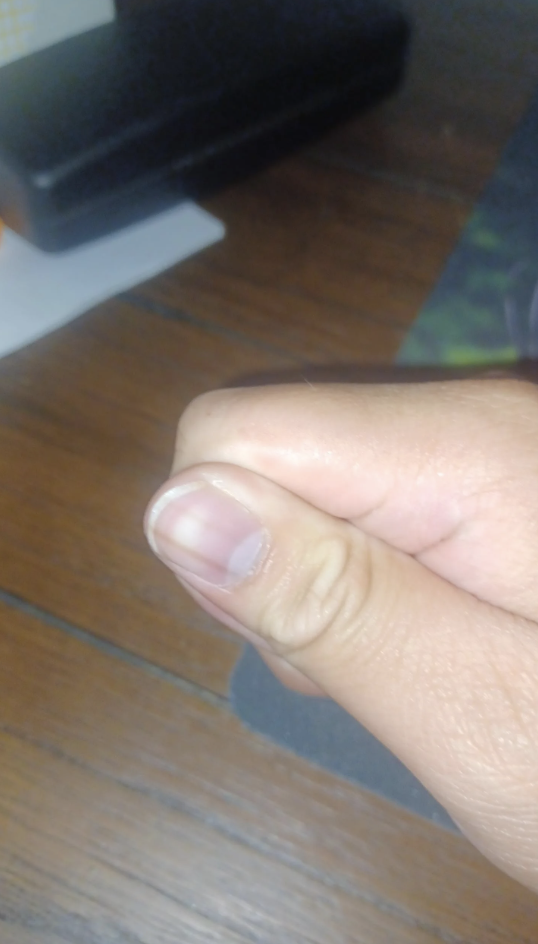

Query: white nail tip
left=145, top=481, right=205, bottom=556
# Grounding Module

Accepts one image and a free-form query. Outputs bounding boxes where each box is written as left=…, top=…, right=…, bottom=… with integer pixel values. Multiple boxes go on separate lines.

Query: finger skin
left=177, top=578, right=325, bottom=695
left=145, top=461, right=538, bottom=891
left=174, top=380, right=538, bottom=620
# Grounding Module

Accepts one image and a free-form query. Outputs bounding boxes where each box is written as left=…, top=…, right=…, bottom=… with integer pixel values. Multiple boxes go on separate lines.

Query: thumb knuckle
left=260, top=527, right=375, bottom=658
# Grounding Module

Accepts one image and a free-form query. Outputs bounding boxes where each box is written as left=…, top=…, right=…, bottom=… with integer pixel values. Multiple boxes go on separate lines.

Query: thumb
left=145, top=462, right=538, bottom=890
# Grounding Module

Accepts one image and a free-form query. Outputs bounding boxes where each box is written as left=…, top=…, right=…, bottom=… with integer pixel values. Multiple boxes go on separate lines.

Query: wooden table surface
left=3, top=2, right=538, bottom=941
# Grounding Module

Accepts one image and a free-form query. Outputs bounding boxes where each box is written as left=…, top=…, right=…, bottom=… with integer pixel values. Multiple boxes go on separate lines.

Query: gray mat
left=231, top=645, right=456, bottom=830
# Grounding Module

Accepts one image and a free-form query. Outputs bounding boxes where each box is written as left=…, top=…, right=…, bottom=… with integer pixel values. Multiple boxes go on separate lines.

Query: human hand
left=144, top=380, right=538, bottom=891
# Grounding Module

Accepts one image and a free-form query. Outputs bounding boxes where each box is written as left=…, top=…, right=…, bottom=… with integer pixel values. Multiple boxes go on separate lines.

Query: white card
left=0, top=0, right=115, bottom=67
left=0, top=203, right=225, bottom=358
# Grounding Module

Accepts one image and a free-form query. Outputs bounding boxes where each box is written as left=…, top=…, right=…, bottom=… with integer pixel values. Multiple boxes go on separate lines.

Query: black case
left=0, top=0, right=410, bottom=251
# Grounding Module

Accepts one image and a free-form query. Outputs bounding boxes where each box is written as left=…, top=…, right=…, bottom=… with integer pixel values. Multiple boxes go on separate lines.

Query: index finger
left=173, top=380, right=538, bottom=619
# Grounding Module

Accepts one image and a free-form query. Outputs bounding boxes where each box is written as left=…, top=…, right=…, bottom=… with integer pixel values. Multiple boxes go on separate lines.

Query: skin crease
left=146, top=380, right=538, bottom=892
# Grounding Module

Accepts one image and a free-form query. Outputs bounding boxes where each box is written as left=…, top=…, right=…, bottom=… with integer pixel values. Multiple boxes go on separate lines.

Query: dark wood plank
left=0, top=299, right=297, bottom=696
left=138, top=158, right=468, bottom=354
left=2, top=601, right=538, bottom=944
left=310, top=0, right=538, bottom=199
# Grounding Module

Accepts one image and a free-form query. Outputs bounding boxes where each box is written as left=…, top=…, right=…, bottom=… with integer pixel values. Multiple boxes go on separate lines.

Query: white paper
left=0, top=0, right=115, bottom=67
left=0, top=203, right=225, bottom=358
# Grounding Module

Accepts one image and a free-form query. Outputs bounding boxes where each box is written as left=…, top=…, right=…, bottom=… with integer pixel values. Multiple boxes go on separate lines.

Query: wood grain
left=137, top=158, right=468, bottom=353
left=3, top=0, right=538, bottom=941
left=0, top=299, right=292, bottom=695
left=312, top=0, right=538, bottom=199
left=2, top=601, right=538, bottom=943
